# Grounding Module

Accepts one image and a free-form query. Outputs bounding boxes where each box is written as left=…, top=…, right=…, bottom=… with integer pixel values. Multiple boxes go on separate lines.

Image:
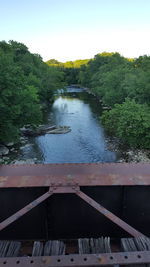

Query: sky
left=0, top=0, right=150, bottom=62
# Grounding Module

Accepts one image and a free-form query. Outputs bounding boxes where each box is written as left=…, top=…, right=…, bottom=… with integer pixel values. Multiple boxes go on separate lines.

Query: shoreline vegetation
left=0, top=41, right=150, bottom=164
left=84, top=89, right=150, bottom=164
left=85, top=88, right=150, bottom=163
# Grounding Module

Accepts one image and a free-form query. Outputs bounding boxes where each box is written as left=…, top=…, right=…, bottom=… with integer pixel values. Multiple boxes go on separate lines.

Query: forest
left=0, top=40, right=150, bottom=149
left=78, top=53, right=150, bottom=148
left=77, top=52, right=150, bottom=149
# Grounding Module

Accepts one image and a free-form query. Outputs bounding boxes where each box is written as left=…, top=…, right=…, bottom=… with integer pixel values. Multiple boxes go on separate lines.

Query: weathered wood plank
left=78, top=237, right=111, bottom=254
left=0, top=241, right=21, bottom=257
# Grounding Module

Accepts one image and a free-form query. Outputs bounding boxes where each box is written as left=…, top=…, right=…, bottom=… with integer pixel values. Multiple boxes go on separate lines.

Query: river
left=12, top=87, right=119, bottom=163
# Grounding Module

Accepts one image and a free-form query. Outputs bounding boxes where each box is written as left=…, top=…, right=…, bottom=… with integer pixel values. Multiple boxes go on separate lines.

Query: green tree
left=0, top=40, right=65, bottom=143
left=101, top=99, right=150, bottom=148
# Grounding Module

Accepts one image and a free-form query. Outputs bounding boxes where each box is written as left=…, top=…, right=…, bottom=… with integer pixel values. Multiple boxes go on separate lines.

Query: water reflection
left=17, top=89, right=117, bottom=163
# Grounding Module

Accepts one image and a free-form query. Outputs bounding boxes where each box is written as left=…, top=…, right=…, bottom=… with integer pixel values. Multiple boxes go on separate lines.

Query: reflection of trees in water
left=51, top=101, right=68, bottom=125
left=32, top=138, right=43, bottom=155
left=42, top=90, right=103, bottom=124
left=51, top=92, right=103, bottom=125
left=63, top=92, right=103, bottom=116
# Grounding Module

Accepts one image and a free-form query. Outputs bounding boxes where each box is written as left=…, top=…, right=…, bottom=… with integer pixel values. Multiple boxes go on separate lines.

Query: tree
left=101, top=99, right=150, bottom=148
left=0, top=41, right=65, bottom=143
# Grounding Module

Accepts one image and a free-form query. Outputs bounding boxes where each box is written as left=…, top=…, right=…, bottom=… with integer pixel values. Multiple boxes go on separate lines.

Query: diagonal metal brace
left=0, top=185, right=146, bottom=237
left=76, top=190, right=145, bottom=238
left=0, top=189, right=53, bottom=232
left=0, top=185, right=78, bottom=232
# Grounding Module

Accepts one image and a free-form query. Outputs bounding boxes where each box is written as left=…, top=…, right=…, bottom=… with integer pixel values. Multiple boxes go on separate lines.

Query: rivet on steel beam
left=67, top=174, right=72, bottom=179
left=98, top=257, right=102, bottom=262
left=42, top=257, right=47, bottom=263
left=49, top=187, right=53, bottom=193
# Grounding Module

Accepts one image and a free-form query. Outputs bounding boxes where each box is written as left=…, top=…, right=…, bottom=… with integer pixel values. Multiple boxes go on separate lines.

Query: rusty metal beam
left=76, top=190, right=145, bottom=237
left=1, top=251, right=150, bottom=266
left=0, top=190, right=53, bottom=232
left=50, top=185, right=80, bottom=194
left=0, top=163, right=150, bottom=188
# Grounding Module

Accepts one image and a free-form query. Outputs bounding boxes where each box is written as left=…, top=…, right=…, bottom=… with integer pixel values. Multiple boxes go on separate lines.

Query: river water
left=14, top=87, right=118, bottom=163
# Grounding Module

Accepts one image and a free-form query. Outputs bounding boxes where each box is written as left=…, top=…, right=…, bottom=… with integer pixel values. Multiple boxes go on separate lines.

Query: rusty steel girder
left=0, top=251, right=150, bottom=266
left=0, top=163, right=150, bottom=240
left=0, top=163, right=150, bottom=188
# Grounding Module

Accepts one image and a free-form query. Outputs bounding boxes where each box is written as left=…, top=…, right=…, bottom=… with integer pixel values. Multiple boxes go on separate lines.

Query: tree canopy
left=102, top=99, right=150, bottom=148
left=74, top=52, right=150, bottom=148
left=0, top=41, right=65, bottom=143
left=46, top=58, right=90, bottom=85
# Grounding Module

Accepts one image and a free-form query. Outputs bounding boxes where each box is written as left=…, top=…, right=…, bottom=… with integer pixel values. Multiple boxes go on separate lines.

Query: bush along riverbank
left=100, top=99, right=150, bottom=163
left=80, top=88, right=150, bottom=163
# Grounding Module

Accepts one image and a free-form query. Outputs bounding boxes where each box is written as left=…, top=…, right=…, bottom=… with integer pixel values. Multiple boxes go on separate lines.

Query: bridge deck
left=0, top=163, right=150, bottom=187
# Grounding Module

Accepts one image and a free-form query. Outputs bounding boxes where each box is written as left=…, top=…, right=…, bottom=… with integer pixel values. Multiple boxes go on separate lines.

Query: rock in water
left=0, top=145, right=9, bottom=156
left=47, top=126, right=71, bottom=134
left=12, top=159, right=36, bottom=164
left=6, top=142, right=14, bottom=147
left=21, top=125, right=71, bottom=136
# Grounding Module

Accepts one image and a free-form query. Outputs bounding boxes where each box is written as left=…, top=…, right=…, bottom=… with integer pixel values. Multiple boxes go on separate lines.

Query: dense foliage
left=0, top=40, right=64, bottom=143
left=102, top=99, right=150, bottom=148
left=46, top=58, right=89, bottom=85
left=77, top=52, right=150, bottom=148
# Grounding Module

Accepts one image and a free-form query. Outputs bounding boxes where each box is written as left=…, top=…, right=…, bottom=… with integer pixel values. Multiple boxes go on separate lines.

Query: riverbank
left=0, top=124, right=71, bottom=164
left=85, top=87, right=150, bottom=163
left=1, top=147, right=150, bottom=164
left=119, top=150, right=150, bottom=163
left=105, top=137, right=150, bottom=163
left=1, top=87, right=150, bottom=165
left=0, top=137, right=31, bottom=164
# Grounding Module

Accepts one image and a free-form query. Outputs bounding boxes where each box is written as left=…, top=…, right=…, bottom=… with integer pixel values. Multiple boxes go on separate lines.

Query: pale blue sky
left=0, top=0, right=150, bottom=61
